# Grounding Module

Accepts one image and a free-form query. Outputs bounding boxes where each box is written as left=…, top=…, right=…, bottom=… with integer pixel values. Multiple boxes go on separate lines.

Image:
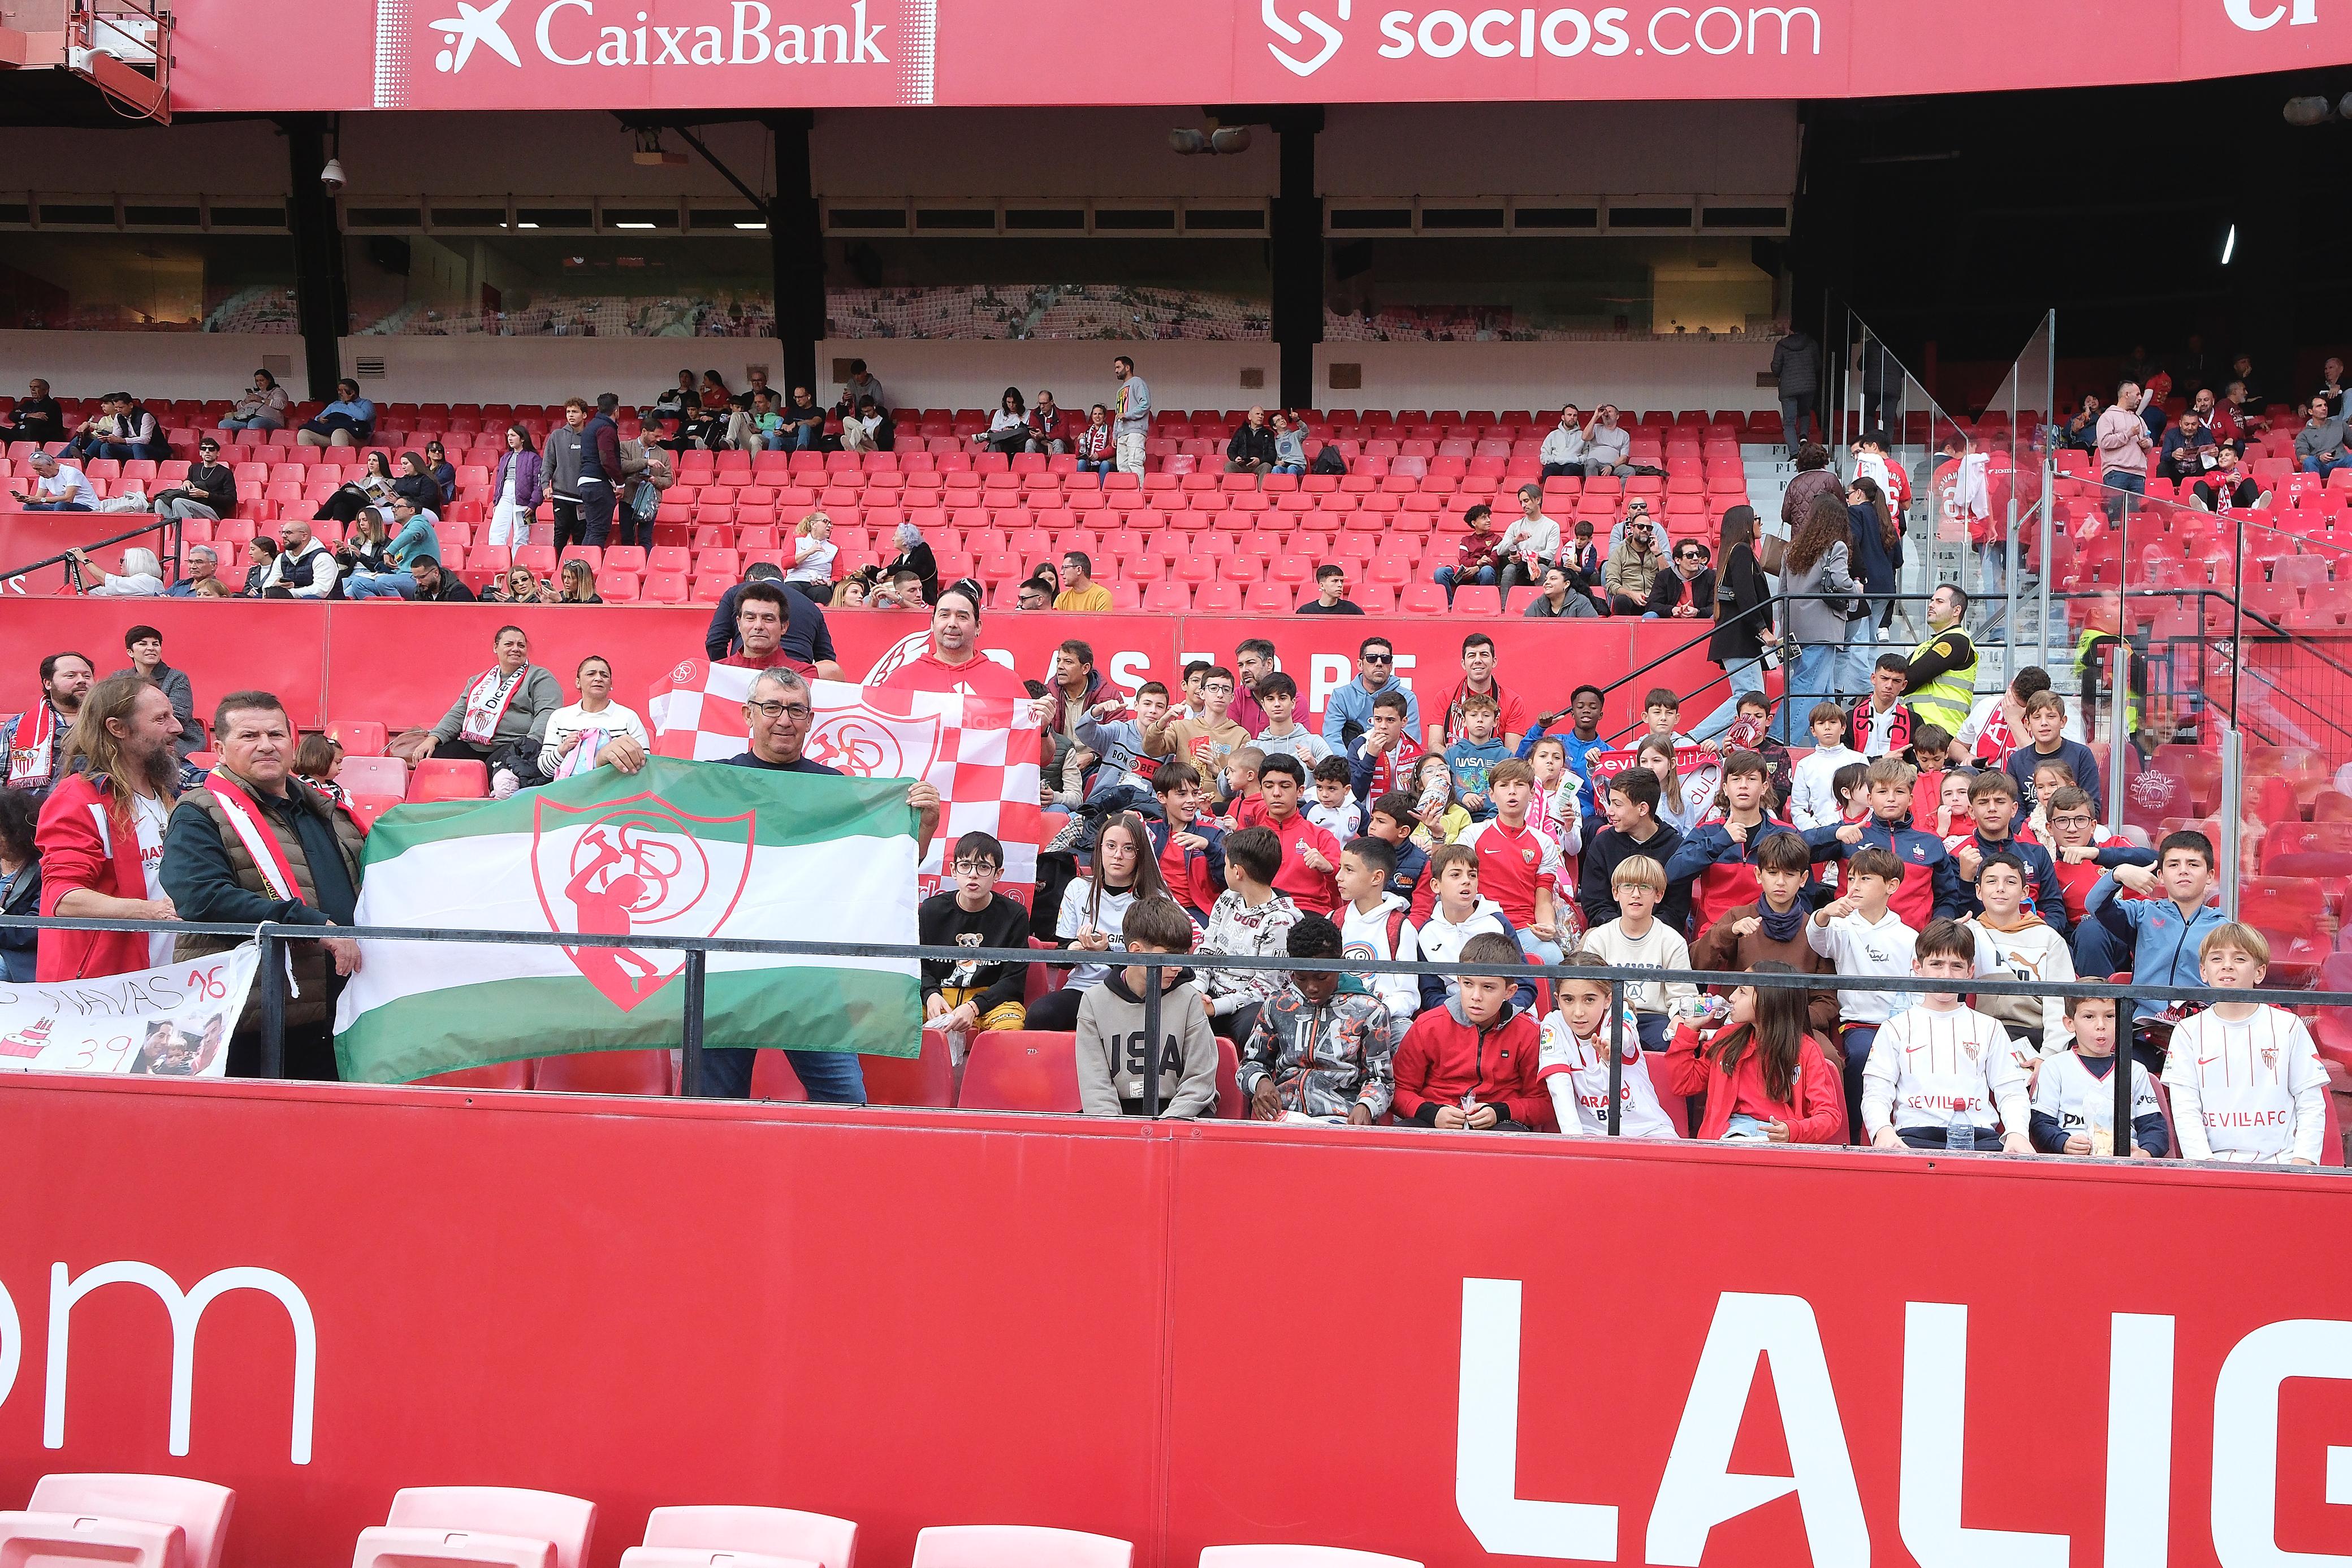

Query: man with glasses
left=1603, top=506, right=1666, bottom=617
left=708, top=665, right=942, bottom=1104
left=153, top=437, right=237, bottom=524
left=1321, top=636, right=1423, bottom=752
left=1644, top=536, right=1716, bottom=622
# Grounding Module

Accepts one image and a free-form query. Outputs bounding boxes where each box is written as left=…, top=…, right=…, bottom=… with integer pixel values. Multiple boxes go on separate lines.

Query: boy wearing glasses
left=919, top=831, right=1035, bottom=1036
left=2042, top=783, right=2154, bottom=976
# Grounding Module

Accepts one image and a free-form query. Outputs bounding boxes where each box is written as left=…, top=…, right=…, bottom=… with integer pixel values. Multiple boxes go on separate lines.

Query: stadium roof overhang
left=144, top=0, right=2351, bottom=114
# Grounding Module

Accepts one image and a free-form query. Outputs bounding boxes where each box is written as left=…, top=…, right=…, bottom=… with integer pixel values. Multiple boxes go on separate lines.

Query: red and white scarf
left=6, top=700, right=62, bottom=789
left=459, top=666, right=526, bottom=746
left=1973, top=704, right=2020, bottom=766
left=204, top=773, right=300, bottom=902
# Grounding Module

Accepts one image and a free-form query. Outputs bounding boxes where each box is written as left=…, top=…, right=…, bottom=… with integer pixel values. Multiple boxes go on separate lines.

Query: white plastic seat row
left=0, top=1475, right=1415, bottom=1568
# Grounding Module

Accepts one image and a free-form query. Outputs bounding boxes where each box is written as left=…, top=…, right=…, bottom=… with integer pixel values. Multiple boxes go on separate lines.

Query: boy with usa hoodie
left=1336, top=835, right=1423, bottom=1024
left=1391, top=931, right=1553, bottom=1130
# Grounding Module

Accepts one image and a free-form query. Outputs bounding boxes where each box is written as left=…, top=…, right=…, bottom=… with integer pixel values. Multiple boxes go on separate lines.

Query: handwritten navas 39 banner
left=0, top=944, right=260, bottom=1077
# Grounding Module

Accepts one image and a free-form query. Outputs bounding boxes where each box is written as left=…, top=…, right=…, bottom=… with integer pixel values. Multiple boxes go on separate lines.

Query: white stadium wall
left=0, top=332, right=1779, bottom=415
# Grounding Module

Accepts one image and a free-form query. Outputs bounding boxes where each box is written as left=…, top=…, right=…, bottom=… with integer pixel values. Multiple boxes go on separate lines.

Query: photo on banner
left=0, top=944, right=259, bottom=1077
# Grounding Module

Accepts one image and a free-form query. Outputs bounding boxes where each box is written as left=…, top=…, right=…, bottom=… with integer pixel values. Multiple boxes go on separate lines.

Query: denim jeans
left=1076, top=458, right=1115, bottom=484
left=219, top=413, right=284, bottom=431
left=1272, top=463, right=1306, bottom=476
left=1837, top=614, right=1879, bottom=695
left=2308, top=454, right=2352, bottom=482
left=694, top=1047, right=868, bottom=1103
left=1774, top=642, right=1840, bottom=742
left=1435, top=564, right=1495, bottom=604
left=1516, top=929, right=1564, bottom=967
left=345, top=568, right=417, bottom=599
left=2101, top=469, right=2146, bottom=523
left=792, top=423, right=823, bottom=450
left=1690, top=655, right=1766, bottom=742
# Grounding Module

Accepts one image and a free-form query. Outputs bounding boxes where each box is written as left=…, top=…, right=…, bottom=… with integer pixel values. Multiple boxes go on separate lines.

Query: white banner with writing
left=0, top=943, right=260, bottom=1076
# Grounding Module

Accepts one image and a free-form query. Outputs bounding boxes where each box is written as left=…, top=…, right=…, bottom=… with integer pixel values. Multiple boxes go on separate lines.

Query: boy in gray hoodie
left=1076, top=896, right=1221, bottom=1118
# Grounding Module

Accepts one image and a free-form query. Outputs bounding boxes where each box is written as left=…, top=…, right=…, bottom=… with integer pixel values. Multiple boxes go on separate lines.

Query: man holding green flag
left=334, top=666, right=940, bottom=1095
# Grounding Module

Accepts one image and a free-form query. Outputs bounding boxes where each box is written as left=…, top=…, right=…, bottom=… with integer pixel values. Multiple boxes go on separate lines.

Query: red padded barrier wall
left=0, top=1076, right=2345, bottom=1568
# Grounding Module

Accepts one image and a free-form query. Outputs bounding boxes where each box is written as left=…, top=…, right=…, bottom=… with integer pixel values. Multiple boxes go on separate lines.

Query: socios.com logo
left=1263, top=0, right=1824, bottom=70
left=1264, top=0, right=1348, bottom=75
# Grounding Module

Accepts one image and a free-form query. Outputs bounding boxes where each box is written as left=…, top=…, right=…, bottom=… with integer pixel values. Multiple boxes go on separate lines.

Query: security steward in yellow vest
left=1902, top=582, right=1979, bottom=737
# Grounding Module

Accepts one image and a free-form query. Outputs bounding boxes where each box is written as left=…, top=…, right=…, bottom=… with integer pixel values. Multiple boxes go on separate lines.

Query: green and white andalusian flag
left=332, top=758, right=921, bottom=1084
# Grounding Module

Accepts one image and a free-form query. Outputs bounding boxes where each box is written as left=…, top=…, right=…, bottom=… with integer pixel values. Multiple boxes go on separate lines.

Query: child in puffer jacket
left=1236, top=915, right=1401, bottom=1123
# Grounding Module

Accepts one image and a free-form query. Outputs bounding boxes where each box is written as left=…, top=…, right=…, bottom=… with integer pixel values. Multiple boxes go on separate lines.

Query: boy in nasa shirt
left=1538, top=951, right=1678, bottom=1138
left=1861, top=918, right=2034, bottom=1153
left=2162, top=924, right=2328, bottom=1164
left=2029, top=994, right=2168, bottom=1156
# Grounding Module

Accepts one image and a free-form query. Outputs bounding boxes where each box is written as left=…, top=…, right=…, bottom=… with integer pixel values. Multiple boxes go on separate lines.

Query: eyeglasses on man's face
left=750, top=701, right=813, bottom=722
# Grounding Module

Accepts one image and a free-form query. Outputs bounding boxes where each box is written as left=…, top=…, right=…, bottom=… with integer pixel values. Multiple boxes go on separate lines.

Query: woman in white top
left=221, top=369, right=291, bottom=431
left=980, top=387, right=1028, bottom=455
left=489, top=425, right=543, bottom=549
left=787, top=511, right=837, bottom=599
left=1023, top=812, right=1175, bottom=1032
left=85, top=547, right=166, bottom=597
left=538, top=655, right=651, bottom=781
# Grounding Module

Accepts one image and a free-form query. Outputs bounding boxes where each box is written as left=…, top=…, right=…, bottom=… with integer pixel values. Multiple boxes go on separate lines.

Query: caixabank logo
left=1262, top=0, right=1824, bottom=74
left=372, top=0, right=936, bottom=106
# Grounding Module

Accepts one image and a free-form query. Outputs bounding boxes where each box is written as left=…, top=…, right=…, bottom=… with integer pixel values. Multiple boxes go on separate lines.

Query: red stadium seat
left=1451, top=585, right=1503, bottom=615
left=0, top=1474, right=237, bottom=1568
left=407, top=759, right=488, bottom=802
left=860, top=1030, right=957, bottom=1107
left=1199, top=1551, right=1421, bottom=1568
left=328, top=718, right=386, bottom=754
left=531, top=1051, right=677, bottom=1096
left=956, top=1032, right=1082, bottom=1113
left=340, top=755, right=408, bottom=798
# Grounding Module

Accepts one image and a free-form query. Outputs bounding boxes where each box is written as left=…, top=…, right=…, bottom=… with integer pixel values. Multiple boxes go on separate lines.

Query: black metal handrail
left=3, top=911, right=2334, bottom=1160
left=1, top=513, right=182, bottom=589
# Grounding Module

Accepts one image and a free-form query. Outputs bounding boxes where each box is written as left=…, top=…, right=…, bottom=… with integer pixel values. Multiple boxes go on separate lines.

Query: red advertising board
left=0, top=1075, right=2346, bottom=1568
left=0, top=599, right=1720, bottom=746
left=163, top=0, right=2352, bottom=112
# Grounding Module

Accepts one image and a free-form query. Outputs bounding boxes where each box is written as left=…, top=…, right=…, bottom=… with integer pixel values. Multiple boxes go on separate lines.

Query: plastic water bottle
left=1945, top=1106, right=1976, bottom=1152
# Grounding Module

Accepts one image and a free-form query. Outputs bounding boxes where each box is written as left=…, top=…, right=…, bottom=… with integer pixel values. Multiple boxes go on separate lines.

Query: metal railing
left=1, top=513, right=184, bottom=590
left=3, top=911, right=2338, bottom=1163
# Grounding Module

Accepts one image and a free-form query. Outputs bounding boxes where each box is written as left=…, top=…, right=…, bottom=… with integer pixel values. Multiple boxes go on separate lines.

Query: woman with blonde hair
left=556, top=557, right=603, bottom=604
left=786, top=511, right=836, bottom=602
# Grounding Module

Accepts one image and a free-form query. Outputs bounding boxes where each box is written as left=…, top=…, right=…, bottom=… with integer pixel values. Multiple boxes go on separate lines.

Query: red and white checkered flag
left=646, top=660, right=1043, bottom=903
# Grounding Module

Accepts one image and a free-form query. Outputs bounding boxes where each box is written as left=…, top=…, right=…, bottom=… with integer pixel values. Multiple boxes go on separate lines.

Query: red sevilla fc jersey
left=880, top=648, right=1034, bottom=703
left=1458, top=817, right=1563, bottom=928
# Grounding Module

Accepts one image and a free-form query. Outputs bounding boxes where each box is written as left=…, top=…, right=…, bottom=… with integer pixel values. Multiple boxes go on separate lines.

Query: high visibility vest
left=1904, top=627, right=1977, bottom=733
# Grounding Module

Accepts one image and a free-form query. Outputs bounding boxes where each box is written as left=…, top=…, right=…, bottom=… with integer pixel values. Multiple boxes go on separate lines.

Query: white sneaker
left=491, top=767, right=520, bottom=799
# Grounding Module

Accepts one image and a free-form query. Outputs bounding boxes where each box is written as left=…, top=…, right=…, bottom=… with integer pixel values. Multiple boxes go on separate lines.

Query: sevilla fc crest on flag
left=529, top=794, right=754, bottom=1011
left=803, top=701, right=944, bottom=779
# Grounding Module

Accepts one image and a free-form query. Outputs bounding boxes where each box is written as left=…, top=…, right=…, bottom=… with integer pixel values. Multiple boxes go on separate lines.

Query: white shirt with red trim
left=1455, top=816, right=1563, bottom=929
left=1538, top=1012, right=1677, bottom=1138
left=1861, top=1003, right=2030, bottom=1138
left=2161, top=1006, right=2328, bottom=1164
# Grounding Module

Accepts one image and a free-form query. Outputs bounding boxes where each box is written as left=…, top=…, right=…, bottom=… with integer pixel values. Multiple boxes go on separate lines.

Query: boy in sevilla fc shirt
left=1664, top=750, right=1808, bottom=936
left=1252, top=754, right=1342, bottom=916
left=1861, top=919, right=2033, bottom=1153
left=878, top=582, right=1043, bottom=711
left=1452, top=760, right=1570, bottom=962
left=2162, top=924, right=2328, bottom=1164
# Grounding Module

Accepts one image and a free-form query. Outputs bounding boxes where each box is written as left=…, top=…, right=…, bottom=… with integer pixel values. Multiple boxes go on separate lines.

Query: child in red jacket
left=1391, top=930, right=1553, bottom=1130
left=1658, top=959, right=1847, bottom=1143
